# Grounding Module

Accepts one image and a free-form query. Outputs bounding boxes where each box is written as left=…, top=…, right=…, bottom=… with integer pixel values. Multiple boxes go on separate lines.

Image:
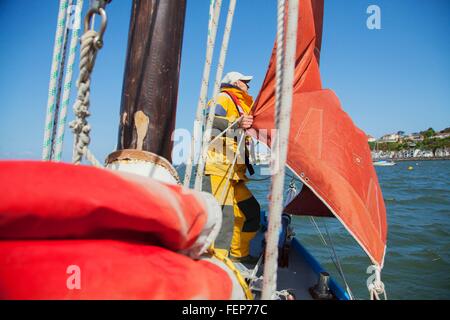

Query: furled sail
left=252, top=0, right=387, bottom=267
left=0, top=161, right=242, bottom=299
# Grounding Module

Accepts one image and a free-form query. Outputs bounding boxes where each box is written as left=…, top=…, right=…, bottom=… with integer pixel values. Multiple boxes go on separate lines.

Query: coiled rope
left=262, top=0, right=298, bottom=300
left=69, top=8, right=107, bottom=167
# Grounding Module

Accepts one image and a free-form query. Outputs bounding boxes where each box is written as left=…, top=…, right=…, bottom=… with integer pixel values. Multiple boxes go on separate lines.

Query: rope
left=273, top=0, right=285, bottom=131
left=367, top=264, right=387, bottom=300
left=209, top=116, right=243, bottom=145
left=84, top=148, right=103, bottom=167
left=42, top=0, right=70, bottom=160
left=53, top=0, right=85, bottom=161
left=50, top=0, right=73, bottom=160
left=218, top=130, right=245, bottom=205
left=69, top=20, right=104, bottom=166
left=262, top=0, right=298, bottom=300
left=323, top=221, right=355, bottom=300
left=273, top=289, right=295, bottom=300
left=194, top=0, right=237, bottom=191
left=307, top=217, right=355, bottom=299
left=183, top=0, right=222, bottom=187
left=309, top=217, right=329, bottom=247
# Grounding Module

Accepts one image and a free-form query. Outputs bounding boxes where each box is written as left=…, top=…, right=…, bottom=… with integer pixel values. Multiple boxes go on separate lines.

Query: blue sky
left=0, top=0, right=449, bottom=162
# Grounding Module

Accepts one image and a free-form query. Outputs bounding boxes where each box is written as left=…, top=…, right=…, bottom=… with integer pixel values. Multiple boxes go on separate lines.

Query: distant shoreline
left=375, top=157, right=450, bottom=162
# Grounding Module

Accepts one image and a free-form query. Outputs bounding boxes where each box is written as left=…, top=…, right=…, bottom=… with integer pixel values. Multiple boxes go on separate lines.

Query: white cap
left=221, top=71, right=253, bottom=85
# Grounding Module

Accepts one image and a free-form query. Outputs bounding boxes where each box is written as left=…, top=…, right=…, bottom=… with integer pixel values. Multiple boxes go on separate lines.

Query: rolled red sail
left=252, top=0, right=387, bottom=267
left=0, top=161, right=239, bottom=299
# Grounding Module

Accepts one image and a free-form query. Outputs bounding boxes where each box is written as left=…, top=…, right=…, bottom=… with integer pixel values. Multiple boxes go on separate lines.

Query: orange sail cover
left=252, top=0, right=387, bottom=267
left=0, top=161, right=235, bottom=299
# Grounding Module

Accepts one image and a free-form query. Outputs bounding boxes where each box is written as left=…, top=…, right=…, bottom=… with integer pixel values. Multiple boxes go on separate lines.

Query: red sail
left=0, top=161, right=239, bottom=299
left=252, top=0, right=387, bottom=267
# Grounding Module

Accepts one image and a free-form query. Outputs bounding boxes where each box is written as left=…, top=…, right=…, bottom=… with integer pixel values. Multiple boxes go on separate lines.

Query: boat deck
left=233, top=231, right=349, bottom=300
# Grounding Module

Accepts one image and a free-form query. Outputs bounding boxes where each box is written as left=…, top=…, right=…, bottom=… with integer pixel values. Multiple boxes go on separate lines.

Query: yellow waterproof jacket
left=205, top=86, right=254, bottom=181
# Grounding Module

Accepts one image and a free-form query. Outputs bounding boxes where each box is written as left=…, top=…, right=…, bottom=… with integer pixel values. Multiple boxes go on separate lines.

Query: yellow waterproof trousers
left=203, top=175, right=260, bottom=258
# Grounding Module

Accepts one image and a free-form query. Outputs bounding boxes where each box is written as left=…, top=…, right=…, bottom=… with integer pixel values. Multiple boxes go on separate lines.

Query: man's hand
left=239, top=115, right=254, bottom=129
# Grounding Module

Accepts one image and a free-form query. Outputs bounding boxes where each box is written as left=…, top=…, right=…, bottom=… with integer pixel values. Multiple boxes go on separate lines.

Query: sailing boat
left=0, top=0, right=387, bottom=300
left=373, top=160, right=396, bottom=166
left=373, top=142, right=396, bottom=166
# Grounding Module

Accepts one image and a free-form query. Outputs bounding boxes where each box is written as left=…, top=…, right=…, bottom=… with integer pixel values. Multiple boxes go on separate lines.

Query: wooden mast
left=117, top=0, right=186, bottom=162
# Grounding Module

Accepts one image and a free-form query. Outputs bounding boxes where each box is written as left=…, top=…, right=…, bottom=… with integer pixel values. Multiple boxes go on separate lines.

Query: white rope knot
left=274, top=289, right=295, bottom=300
left=367, top=264, right=387, bottom=300
left=70, top=29, right=102, bottom=167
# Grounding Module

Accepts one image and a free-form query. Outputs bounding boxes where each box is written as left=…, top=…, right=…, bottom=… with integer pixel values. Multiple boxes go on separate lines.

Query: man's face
left=234, top=79, right=249, bottom=92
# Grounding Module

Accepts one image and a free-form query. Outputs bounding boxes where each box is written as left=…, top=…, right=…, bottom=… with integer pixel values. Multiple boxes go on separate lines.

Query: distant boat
left=373, top=160, right=396, bottom=166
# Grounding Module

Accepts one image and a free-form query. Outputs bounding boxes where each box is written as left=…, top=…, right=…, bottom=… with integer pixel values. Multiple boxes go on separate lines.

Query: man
left=203, top=71, right=260, bottom=264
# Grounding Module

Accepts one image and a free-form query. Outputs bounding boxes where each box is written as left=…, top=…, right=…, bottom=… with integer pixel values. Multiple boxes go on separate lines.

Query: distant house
left=405, top=133, right=424, bottom=142
left=379, top=133, right=399, bottom=143
left=367, top=135, right=376, bottom=142
left=433, top=133, right=450, bottom=139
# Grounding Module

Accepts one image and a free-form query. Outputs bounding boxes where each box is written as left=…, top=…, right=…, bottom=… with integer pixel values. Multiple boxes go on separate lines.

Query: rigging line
left=209, top=116, right=243, bottom=145
left=308, top=217, right=355, bottom=299
left=322, top=220, right=355, bottom=300
left=53, top=0, right=85, bottom=161
left=42, top=0, right=70, bottom=161
left=217, top=130, right=246, bottom=205
left=311, top=218, right=351, bottom=297
left=194, top=0, right=237, bottom=191
left=262, top=0, right=298, bottom=300
left=309, top=216, right=355, bottom=299
left=183, top=0, right=223, bottom=187
left=50, top=0, right=73, bottom=160
left=309, top=216, right=328, bottom=247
